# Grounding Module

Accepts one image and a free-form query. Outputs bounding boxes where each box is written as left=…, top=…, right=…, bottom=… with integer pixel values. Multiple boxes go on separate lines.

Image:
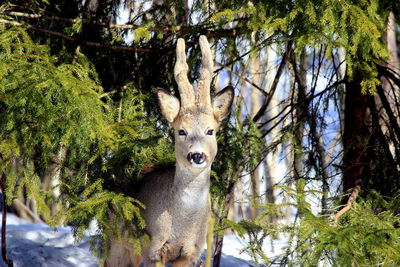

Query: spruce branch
left=0, top=10, right=191, bottom=31
left=0, top=19, right=159, bottom=52
left=0, top=11, right=244, bottom=39
left=0, top=11, right=143, bottom=29
left=0, top=17, right=242, bottom=52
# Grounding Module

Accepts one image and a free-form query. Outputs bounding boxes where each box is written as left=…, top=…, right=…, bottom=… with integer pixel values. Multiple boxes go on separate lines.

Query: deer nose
left=187, top=152, right=206, bottom=164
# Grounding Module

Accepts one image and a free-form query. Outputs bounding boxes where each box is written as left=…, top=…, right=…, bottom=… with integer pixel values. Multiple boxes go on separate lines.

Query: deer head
left=157, top=36, right=234, bottom=173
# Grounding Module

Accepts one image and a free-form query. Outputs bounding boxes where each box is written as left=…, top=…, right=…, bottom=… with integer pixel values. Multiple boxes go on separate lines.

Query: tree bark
left=263, top=43, right=278, bottom=221
left=342, top=71, right=370, bottom=191
left=249, top=34, right=262, bottom=220
left=342, top=11, right=400, bottom=195
left=291, top=48, right=307, bottom=181
left=212, top=180, right=237, bottom=267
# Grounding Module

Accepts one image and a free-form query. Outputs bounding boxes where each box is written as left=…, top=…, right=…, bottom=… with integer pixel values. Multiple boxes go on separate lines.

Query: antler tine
left=174, top=38, right=195, bottom=108
left=196, top=35, right=213, bottom=107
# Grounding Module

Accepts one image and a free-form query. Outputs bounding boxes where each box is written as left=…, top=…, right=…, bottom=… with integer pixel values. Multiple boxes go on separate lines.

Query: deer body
left=105, top=36, right=233, bottom=267
left=137, top=165, right=211, bottom=265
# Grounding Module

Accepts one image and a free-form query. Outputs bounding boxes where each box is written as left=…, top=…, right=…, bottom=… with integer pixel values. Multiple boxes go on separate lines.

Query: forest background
left=1, top=0, right=400, bottom=266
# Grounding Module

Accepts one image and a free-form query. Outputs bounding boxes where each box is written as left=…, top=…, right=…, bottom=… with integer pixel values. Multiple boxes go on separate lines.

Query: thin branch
left=378, top=64, right=400, bottom=90
left=258, top=100, right=292, bottom=129
left=99, top=90, right=117, bottom=99
left=214, top=35, right=276, bottom=74
left=310, top=45, right=327, bottom=97
left=0, top=19, right=160, bottom=52
left=219, top=64, right=268, bottom=97
left=377, top=65, right=400, bottom=138
left=306, top=79, right=345, bottom=103
left=1, top=10, right=187, bottom=31
left=261, top=107, right=292, bottom=138
left=1, top=11, right=143, bottom=29
left=0, top=17, right=246, bottom=53
left=0, top=11, right=245, bottom=38
left=376, top=83, right=400, bottom=139
left=252, top=40, right=293, bottom=124
left=333, top=183, right=361, bottom=226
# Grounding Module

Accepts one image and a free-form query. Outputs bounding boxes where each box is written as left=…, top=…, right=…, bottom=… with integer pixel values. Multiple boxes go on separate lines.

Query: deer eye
left=206, top=129, right=214, bottom=135
left=178, top=130, right=187, bottom=136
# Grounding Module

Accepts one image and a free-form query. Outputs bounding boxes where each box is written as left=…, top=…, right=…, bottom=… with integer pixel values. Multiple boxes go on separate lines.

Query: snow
left=1, top=213, right=97, bottom=267
left=222, top=233, right=288, bottom=265
left=0, top=213, right=258, bottom=267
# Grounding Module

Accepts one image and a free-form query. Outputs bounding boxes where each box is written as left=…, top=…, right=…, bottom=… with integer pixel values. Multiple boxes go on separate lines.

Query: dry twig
left=333, top=184, right=361, bottom=226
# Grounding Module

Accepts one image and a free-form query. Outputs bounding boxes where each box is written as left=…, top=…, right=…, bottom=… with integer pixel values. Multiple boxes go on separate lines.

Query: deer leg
left=143, top=259, right=166, bottom=267
left=172, top=256, right=196, bottom=267
left=104, top=237, right=135, bottom=267
left=131, top=254, right=143, bottom=267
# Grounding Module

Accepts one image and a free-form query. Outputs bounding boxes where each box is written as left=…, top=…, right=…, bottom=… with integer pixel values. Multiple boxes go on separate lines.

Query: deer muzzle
left=187, top=152, right=207, bottom=165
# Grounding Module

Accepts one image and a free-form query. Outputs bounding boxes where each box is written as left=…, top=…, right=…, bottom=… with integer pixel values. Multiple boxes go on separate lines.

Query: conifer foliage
left=0, top=24, right=174, bottom=257
left=0, top=26, right=112, bottom=220
left=228, top=181, right=400, bottom=266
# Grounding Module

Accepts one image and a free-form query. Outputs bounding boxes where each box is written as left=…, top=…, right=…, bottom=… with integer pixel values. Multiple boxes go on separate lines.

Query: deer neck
left=173, top=163, right=210, bottom=194
left=172, top=163, right=210, bottom=213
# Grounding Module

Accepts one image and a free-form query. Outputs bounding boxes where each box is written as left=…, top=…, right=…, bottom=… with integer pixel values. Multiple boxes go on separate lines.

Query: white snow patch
left=222, top=233, right=289, bottom=265
left=0, top=213, right=263, bottom=266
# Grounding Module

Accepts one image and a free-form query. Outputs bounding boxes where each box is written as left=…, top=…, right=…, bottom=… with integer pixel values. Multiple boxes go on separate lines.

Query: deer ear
left=156, top=89, right=180, bottom=122
left=212, top=85, right=234, bottom=122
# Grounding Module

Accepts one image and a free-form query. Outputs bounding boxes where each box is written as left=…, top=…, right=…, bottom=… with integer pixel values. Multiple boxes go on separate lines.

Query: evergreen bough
left=0, top=25, right=174, bottom=258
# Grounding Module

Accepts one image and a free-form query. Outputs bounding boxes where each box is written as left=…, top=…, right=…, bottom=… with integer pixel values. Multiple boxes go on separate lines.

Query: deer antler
left=174, top=38, right=195, bottom=108
left=196, top=35, right=213, bottom=108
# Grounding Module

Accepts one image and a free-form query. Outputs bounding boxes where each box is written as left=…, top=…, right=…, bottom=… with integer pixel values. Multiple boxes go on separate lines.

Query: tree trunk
left=212, top=178, right=238, bottom=267
left=291, top=48, right=307, bottom=181
left=342, top=71, right=370, bottom=191
left=42, top=147, right=66, bottom=217
left=249, top=34, right=262, bottom=220
left=342, top=12, right=400, bottom=195
left=263, top=43, right=278, bottom=222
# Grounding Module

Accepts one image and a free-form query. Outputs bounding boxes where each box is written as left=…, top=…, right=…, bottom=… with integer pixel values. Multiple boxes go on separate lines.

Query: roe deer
left=105, top=35, right=234, bottom=267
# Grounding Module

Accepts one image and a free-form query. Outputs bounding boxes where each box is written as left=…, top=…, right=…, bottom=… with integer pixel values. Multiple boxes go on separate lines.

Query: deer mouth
left=187, top=152, right=207, bottom=167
